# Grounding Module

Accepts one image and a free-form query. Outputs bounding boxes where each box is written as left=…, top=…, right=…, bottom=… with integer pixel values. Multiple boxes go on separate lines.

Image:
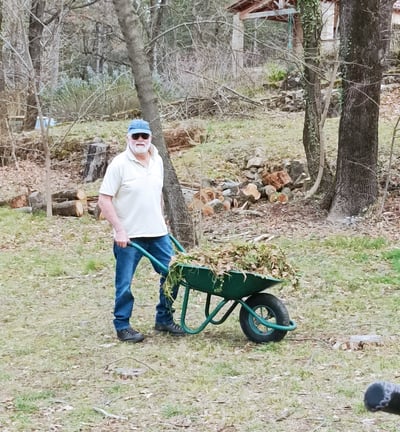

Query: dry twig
left=93, top=406, right=128, bottom=420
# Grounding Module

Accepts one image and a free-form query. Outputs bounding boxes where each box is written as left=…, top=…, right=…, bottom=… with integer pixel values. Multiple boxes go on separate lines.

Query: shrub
left=42, top=74, right=140, bottom=122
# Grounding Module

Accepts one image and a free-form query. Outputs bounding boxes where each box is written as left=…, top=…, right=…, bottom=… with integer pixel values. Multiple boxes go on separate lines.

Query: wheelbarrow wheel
left=239, top=293, right=290, bottom=343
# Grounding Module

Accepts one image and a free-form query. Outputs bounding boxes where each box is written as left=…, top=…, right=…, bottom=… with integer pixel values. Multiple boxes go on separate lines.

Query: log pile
left=1, top=147, right=308, bottom=220
left=1, top=189, right=88, bottom=217
left=261, top=88, right=341, bottom=117
left=185, top=155, right=308, bottom=217
left=164, top=122, right=206, bottom=152
left=186, top=175, right=294, bottom=217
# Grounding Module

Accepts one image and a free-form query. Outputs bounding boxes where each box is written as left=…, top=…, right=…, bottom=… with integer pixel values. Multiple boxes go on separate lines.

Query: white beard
left=129, top=141, right=151, bottom=155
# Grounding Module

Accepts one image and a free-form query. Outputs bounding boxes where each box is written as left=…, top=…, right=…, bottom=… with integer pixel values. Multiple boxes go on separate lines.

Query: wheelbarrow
left=129, top=235, right=297, bottom=343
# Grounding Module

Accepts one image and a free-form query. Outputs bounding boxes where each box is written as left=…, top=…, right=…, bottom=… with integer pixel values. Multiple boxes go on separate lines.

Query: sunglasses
left=131, top=133, right=150, bottom=140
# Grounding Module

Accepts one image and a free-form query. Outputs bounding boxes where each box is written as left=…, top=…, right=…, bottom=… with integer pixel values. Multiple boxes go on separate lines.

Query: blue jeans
left=112, top=235, right=178, bottom=331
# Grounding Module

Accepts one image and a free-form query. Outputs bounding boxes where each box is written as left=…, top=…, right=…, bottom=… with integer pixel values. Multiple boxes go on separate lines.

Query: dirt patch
left=199, top=196, right=400, bottom=243
left=0, top=159, right=82, bottom=201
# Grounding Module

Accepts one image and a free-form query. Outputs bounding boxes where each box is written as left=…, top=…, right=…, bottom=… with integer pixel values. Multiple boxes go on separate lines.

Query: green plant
left=266, top=63, right=287, bottom=83
left=161, top=403, right=194, bottom=418
left=42, top=74, right=140, bottom=122
left=14, top=391, right=54, bottom=414
left=322, top=236, right=387, bottom=251
left=212, top=361, right=240, bottom=377
left=84, top=259, right=105, bottom=273
left=384, top=248, right=400, bottom=273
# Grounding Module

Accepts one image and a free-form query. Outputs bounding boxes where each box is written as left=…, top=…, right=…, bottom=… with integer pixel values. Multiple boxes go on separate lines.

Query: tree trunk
left=0, top=0, right=8, bottom=153
left=298, top=0, right=333, bottom=194
left=148, top=0, right=167, bottom=72
left=23, top=0, right=45, bottom=131
left=111, top=0, right=195, bottom=248
left=0, top=2, right=4, bottom=95
left=82, top=142, right=108, bottom=183
left=328, top=0, right=395, bottom=221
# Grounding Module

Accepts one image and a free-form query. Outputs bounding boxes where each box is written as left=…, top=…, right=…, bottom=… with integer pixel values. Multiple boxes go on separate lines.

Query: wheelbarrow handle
left=127, top=233, right=185, bottom=275
left=127, top=241, right=169, bottom=275
left=169, top=233, right=186, bottom=253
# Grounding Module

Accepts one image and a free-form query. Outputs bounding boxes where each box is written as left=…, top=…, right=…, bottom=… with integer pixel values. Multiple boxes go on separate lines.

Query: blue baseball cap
left=127, top=119, right=151, bottom=135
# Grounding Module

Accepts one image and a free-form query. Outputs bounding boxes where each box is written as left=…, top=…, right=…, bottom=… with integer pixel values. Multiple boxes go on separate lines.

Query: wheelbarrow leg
left=205, top=294, right=239, bottom=325
left=179, top=284, right=232, bottom=335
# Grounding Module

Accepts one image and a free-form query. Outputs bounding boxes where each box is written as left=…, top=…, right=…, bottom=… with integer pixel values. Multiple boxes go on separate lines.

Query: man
left=98, top=119, right=185, bottom=342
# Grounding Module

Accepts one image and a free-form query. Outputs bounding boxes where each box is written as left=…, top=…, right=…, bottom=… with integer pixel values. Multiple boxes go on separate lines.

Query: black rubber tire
left=239, top=293, right=290, bottom=343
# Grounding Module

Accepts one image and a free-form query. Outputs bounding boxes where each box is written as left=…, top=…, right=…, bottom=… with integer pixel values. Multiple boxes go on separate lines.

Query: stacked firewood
left=1, top=189, right=88, bottom=217
left=185, top=155, right=308, bottom=216
left=187, top=170, right=294, bottom=217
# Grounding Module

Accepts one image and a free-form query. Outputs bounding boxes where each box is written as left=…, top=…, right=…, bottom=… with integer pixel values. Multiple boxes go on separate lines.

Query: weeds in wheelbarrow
left=165, top=240, right=299, bottom=298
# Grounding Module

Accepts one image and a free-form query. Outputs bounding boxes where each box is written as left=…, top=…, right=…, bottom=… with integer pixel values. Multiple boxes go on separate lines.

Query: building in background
left=227, top=0, right=400, bottom=75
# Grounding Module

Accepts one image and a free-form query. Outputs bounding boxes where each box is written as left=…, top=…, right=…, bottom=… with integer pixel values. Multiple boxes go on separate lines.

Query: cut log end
left=52, top=200, right=84, bottom=217
left=239, top=183, right=261, bottom=203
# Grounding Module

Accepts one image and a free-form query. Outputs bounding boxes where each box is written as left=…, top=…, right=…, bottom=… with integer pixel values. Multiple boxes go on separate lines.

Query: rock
left=246, top=156, right=264, bottom=169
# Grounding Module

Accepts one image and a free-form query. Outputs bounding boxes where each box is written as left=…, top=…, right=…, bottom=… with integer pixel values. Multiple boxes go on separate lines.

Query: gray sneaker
left=154, top=322, right=185, bottom=336
left=117, top=327, right=145, bottom=343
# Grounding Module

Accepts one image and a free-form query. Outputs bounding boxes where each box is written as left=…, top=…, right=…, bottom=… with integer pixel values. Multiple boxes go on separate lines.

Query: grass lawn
left=1, top=112, right=400, bottom=431
left=1, top=205, right=400, bottom=431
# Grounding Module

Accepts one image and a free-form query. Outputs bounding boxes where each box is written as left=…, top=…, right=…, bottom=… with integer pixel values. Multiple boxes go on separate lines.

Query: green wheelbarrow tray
left=175, top=263, right=282, bottom=299
left=129, top=235, right=297, bottom=343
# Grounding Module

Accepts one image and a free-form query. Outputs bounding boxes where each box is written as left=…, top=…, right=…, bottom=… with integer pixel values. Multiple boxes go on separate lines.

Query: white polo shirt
left=99, top=145, right=168, bottom=238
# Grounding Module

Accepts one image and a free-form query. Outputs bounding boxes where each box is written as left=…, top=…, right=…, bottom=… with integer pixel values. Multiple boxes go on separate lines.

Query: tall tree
left=0, top=0, right=9, bottom=162
left=298, top=0, right=334, bottom=196
left=0, top=0, right=4, bottom=96
left=23, top=0, right=46, bottom=131
left=111, top=0, right=195, bottom=247
left=0, top=0, right=6, bottom=109
left=21, top=0, right=101, bottom=129
left=147, top=0, right=168, bottom=71
left=328, top=0, right=395, bottom=220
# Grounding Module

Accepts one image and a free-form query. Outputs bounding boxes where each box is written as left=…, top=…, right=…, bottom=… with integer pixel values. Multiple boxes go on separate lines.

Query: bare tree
left=298, top=0, right=334, bottom=197
left=2, top=0, right=65, bottom=214
left=328, top=0, right=395, bottom=221
left=23, top=0, right=45, bottom=131
left=0, top=0, right=6, bottom=124
left=147, top=0, right=168, bottom=71
left=0, top=0, right=12, bottom=164
left=22, top=0, right=101, bottom=130
left=111, top=0, right=195, bottom=247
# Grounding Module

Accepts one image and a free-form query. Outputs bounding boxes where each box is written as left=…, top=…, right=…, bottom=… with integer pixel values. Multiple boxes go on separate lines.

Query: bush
left=42, top=74, right=140, bottom=122
left=266, top=63, right=288, bottom=83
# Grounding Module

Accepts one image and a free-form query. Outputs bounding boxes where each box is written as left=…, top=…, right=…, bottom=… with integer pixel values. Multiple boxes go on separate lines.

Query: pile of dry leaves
left=166, top=241, right=300, bottom=293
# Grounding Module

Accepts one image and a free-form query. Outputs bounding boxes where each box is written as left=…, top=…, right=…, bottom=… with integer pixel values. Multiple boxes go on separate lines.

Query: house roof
left=226, top=0, right=298, bottom=22
left=227, top=0, right=400, bottom=20
left=227, top=0, right=295, bottom=14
